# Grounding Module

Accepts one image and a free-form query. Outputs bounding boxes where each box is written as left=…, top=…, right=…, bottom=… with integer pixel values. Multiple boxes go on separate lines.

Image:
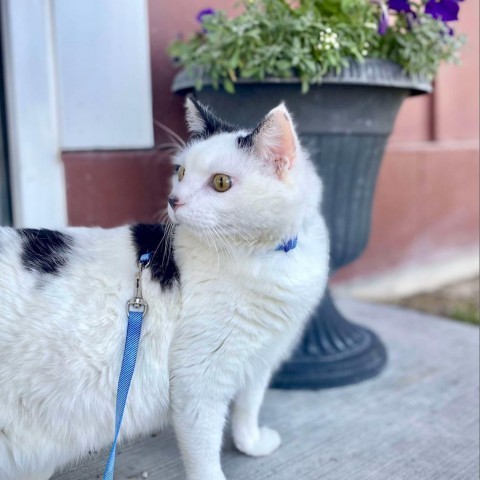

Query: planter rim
left=172, top=59, right=432, bottom=96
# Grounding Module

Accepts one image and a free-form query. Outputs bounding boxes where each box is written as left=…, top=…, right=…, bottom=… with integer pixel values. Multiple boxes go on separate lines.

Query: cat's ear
left=185, top=97, right=208, bottom=135
left=246, top=103, right=298, bottom=178
left=184, top=97, right=235, bottom=139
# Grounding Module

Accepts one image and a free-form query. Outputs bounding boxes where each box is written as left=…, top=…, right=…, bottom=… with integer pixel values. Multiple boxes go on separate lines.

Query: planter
left=173, top=59, right=431, bottom=389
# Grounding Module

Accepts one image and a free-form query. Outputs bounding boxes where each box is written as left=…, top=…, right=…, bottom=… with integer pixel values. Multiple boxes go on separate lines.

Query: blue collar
left=275, top=236, right=298, bottom=253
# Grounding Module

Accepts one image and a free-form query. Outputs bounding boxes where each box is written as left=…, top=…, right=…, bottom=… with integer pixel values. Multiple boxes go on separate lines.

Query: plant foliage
left=169, top=0, right=465, bottom=93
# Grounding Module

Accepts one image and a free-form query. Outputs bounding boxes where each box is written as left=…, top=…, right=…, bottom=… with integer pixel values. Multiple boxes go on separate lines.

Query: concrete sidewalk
left=52, top=298, right=480, bottom=480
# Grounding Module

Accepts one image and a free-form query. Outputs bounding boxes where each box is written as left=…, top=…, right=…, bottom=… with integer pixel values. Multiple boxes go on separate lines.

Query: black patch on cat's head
left=236, top=116, right=268, bottom=151
left=186, top=97, right=237, bottom=140
left=17, top=228, right=73, bottom=275
left=130, top=224, right=179, bottom=289
left=236, top=132, right=255, bottom=150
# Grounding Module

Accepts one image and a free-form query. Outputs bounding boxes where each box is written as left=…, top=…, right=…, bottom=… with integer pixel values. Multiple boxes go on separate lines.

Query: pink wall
left=383, top=0, right=479, bottom=144
left=336, top=0, right=479, bottom=282
left=148, top=1, right=237, bottom=143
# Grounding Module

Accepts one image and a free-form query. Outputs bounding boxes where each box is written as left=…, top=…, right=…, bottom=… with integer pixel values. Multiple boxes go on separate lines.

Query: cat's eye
left=212, top=174, right=232, bottom=192
left=177, top=165, right=185, bottom=181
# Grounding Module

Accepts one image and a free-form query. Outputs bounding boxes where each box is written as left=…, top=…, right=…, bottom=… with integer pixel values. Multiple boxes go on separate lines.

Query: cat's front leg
left=170, top=381, right=228, bottom=480
left=232, top=369, right=281, bottom=457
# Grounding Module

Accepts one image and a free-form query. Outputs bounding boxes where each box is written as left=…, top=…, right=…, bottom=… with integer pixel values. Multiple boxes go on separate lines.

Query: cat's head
left=168, top=98, right=321, bottom=248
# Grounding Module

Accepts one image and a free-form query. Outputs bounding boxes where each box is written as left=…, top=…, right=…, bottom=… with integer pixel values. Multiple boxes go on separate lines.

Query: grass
left=390, top=277, right=479, bottom=326
left=451, top=304, right=480, bottom=325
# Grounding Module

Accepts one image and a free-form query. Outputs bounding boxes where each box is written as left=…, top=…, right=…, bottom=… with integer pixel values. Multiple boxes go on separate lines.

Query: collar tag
left=275, top=236, right=298, bottom=253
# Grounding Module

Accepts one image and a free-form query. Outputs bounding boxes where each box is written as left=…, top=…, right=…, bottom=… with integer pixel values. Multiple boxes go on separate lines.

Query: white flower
left=318, top=27, right=340, bottom=51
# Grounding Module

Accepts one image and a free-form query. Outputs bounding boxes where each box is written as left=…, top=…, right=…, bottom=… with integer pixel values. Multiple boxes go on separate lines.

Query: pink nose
left=168, top=196, right=185, bottom=210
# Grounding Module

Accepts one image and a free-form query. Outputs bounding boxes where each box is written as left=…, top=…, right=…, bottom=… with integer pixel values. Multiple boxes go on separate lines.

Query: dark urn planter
left=173, top=59, right=431, bottom=389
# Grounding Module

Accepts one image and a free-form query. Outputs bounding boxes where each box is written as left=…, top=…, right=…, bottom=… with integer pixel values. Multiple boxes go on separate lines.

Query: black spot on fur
left=237, top=132, right=255, bottom=150
left=17, top=228, right=73, bottom=275
left=189, top=97, right=237, bottom=140
left=236, top=116, right=268, bottom=151
left=130, top=224, right=179, bottom=289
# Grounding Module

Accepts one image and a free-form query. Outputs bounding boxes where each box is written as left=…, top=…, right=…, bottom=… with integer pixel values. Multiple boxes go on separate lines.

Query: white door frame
left=1, top=0, right=153, bottom=228
left=1, top=0, right=67, bottom=228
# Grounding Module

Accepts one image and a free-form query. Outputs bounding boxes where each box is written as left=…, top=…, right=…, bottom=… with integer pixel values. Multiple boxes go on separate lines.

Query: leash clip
left=126, top=253, right=151, bottom=318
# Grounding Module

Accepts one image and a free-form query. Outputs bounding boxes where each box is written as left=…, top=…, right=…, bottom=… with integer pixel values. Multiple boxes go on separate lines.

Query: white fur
left=0, top=103, right=329, bottom=480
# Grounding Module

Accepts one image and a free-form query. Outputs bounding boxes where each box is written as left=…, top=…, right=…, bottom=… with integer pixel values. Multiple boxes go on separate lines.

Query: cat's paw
left=234, top=426, right=281, bottom=457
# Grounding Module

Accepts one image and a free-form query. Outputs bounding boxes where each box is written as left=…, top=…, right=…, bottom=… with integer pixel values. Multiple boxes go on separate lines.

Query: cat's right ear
left=239, top=103, right=298, bottom=179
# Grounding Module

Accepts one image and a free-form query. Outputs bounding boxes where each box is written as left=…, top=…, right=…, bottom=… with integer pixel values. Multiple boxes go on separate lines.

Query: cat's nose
left=168, top=196, right=179, bottom=208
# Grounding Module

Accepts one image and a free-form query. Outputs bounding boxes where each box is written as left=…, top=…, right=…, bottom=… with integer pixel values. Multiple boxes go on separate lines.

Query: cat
left=0, top=99, right=329, bottom=480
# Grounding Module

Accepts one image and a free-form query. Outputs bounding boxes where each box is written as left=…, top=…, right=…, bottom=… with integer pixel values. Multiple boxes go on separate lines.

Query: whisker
left=161, top=221, right=175, bottom=269
left=155, top=207, right=170, bottom=224
left=212, top=225, right=237, bottom=264
left=205, top=226, right=220, bottom=272
left=155, top=143, right=183, bottom=154
left=216, top=214, right=255, bottom=241
left=153, top=120, right=186, bottom=148
left=147, top=220, right=175, bottom=271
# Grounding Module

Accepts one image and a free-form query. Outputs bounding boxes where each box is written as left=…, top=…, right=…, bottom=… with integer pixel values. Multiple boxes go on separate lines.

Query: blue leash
left=103, top=253, right=151, bottom=480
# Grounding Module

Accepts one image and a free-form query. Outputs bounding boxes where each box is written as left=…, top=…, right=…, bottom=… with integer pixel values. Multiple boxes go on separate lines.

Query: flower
left=380, top=0, right=414, bottom=35
left=318, top=28, right=340, bottom=50
left=388, top=0, right=413, bottom=13
left=378, top=3, right=389, bottom=35
left=196, top=8, right=215, bottom=23
left=425, top=0, right=463, bottom=22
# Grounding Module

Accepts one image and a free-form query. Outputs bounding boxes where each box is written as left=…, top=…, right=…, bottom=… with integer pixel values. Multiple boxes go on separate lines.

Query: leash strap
left=103, top=310, right=143, bottom=480
left=103, top=253, right=151, bottom=479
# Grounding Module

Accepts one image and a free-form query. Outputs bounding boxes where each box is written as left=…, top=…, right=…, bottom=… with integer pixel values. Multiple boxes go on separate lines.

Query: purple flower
left=378, top=3, right=390, bottom=35
left=425, top=0, right=463, bottom=22
left=388, top=0, right=413, bottom=13
left=196, top=8, right=215, bottom=23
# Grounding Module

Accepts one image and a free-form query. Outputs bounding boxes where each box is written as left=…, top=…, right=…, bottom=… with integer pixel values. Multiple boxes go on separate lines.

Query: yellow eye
left=177, top=165, right=185, bottom=181
left=212, top=174, right=232, bottom=192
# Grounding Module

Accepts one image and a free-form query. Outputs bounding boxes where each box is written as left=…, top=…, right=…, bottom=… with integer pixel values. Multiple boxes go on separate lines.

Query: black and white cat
left=0, top=99, right=329, bottom=480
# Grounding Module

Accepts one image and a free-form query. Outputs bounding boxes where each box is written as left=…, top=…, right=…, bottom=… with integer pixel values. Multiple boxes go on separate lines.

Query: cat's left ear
left=184, top=97, right=235, bottom=139
left=245, top=103, right=298, bottom=178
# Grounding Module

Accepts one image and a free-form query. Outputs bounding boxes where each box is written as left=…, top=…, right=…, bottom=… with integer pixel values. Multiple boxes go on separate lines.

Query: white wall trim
left=52, top=0, right=154, bottom=150
left=1, top=0, right=67, bottom=228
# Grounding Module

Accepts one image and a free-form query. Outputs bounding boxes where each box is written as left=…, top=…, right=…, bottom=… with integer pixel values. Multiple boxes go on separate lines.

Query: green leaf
left=223, top=78, right=235, bottom=93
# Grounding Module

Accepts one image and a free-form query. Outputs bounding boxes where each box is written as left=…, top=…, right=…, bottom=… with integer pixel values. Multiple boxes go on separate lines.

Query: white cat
left=0, top=99, right=329, bottom=480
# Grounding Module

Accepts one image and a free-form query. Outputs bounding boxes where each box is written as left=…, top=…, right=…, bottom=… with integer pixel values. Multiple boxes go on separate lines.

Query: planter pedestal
left=271, top=289, right=387, bottom=388
left=173, top=60, right=430, bottom=389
